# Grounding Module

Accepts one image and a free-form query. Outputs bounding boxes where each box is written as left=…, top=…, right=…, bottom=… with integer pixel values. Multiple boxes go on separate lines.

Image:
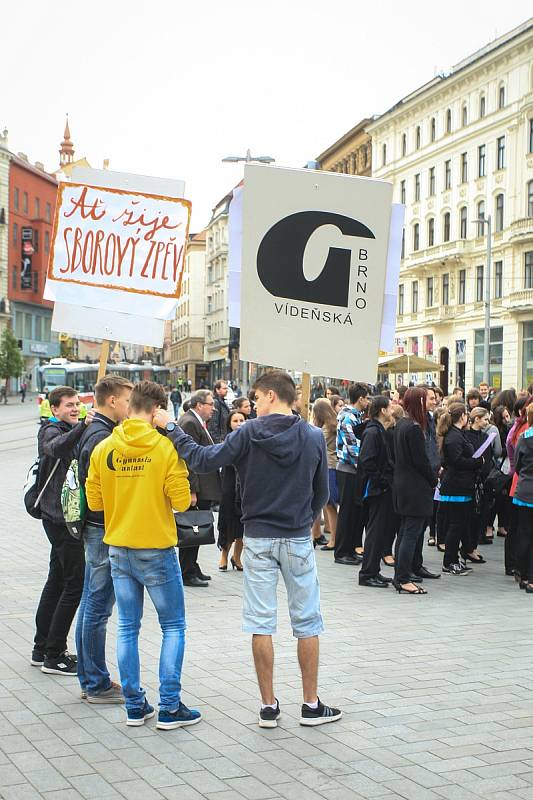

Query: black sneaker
left=258, top=699, right=281, bottom=728
left=41, top=653, right=78, bottom=675
left=30, top=649, right=44, bottom=667
left=442, top=563, right=469, bottom=576
left=300, top=698, right=342, bottom=726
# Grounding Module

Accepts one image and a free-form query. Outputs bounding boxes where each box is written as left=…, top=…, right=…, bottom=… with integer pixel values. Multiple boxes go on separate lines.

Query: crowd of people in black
left=309, top=378, right=533, bottom=595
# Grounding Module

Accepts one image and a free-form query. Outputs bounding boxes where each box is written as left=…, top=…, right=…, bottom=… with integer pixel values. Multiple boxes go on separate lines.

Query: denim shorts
left=242, top=536, right=324, bottom=639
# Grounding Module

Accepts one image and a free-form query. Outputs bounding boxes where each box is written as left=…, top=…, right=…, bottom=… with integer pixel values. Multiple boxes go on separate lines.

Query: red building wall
left=8, top=157, right=57, bottom=308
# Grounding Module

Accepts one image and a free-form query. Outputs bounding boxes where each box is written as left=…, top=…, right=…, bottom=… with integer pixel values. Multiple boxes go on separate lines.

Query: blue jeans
left=108, top=546, right=186, bottom=713
left=75, top=524, right=115, bottom=694
left=243, top=536, right=323, bottom=638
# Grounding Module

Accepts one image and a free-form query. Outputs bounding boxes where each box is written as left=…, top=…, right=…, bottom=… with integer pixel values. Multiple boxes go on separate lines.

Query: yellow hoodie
left=86, top=418, right=191, bottom=549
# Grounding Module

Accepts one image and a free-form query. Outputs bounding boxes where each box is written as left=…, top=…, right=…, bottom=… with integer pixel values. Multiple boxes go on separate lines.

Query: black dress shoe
left=415, top=567, right=441, bottom=580
left=197, top=572, right=212, bottom=581
left=183, top=576, right=208, bottom=587
left=335, top=556, right=362, bottom=566
left=376, top=573, right=393, bottom=584
left=315, top=535, right=328, bottom=546
left=359, top=577, right=389, bottom=588
left=408, top=573, right=423, bottom=583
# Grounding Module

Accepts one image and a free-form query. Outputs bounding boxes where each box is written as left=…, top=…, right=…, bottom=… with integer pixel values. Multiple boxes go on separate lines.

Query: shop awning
left=377, top=353, right=444, bottom=374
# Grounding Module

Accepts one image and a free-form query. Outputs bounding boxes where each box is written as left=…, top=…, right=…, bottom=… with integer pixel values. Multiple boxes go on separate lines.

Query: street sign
left=240, top=164, right=394, bottom=382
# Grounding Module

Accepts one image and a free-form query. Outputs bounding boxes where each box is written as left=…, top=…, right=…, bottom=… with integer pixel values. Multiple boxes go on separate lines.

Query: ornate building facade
left=315, top=118, right=373, bottom=176
left=368, top=19, right=533, bottom=392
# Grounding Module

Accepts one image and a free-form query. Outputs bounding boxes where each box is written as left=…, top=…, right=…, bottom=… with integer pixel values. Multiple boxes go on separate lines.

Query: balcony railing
left=509, top=218, right=533, bottom=240
left=509, top=288, right=533, bottom=308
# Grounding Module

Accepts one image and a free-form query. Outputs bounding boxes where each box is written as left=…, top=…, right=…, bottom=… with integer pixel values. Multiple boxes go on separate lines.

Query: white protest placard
left=45, top=169, right=190, bottom=347
left=240, top=164, right=394, bottom=382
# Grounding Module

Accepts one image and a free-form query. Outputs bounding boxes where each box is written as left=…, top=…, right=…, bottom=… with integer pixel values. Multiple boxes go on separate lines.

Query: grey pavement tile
left=24, top=766, right=71, bottom=792
left=49, top=755, right=95, bottom=777
left=69, top=774, right=123, bottom=799
left=198, top=756, right=250, bottom=779
left=8, top=750, right=49, bottom=773
left=42, top=793, right=85, bottom=800
left=0, top=764, right=26, bottom=786
left=0, top=786, right=44, bottom=800
left=384, top=778, right=453, bottom=800
left=113, top=779, right=163, bottom=799
left=134, top=765, right=184, bottom=788
left=72, top=742, right=118, bottom=764
left=92, top=760, right=137, bottom=783
left=181, top=769, right=230, bottom=794
left=0, top=736, right=34, bottom=755
left=225, top=776, right=280, bottom=799
left=158, top=787, right=207, bottom=800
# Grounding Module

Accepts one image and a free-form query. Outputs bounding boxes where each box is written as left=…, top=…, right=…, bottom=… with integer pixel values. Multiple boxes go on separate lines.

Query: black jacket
left=393, top=417, right=437, bottom=518
left=178, top=410, right=222, bottom=502
left=358, top=419, right=394, bottom=498
left=464, top=428, right=492, bottom=480
left=440, top=426, right=483, bottom=496
left=208, top=396, right=230, bottom=444
left=78, top=412, right=116, bottom=526
left=426, top=413, right=441, bottom=473
left=170, top=389, right=182, bottom=405
left=37, top=419, right=87, bottom=524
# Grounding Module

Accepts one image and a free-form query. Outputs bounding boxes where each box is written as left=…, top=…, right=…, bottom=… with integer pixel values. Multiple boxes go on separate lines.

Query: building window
left=495, top=193, right=504, bottom=232
left=477, top=200, right=485, bottom=237
left=498, top=84, right=505, bottom=109
left=45, top=231, right=50, bottom=254
left=459, top=269, right=466, bottom=304
left=23, top=192, right=28, bottom=214
left=428, top=217, right=435, bottom=246
left=445, top=159, right=451, bottom=189
left=476, top=265, right=484, bottom=302
left=480, top=94, right=486, bottom=118
left=446, top=108, right=452, bottom=133
left=401, top=228, right=405, bottom=258
left=442, top=273, right=449, bottom=306
left=382, top=143, right=387, bottom=166
left=35, top=198, right=40, bottom=218
left=525, top=252, right=533, bottom=289
left=413, top=223, right=420, bottom=251
left=416, top=125, right=421, bottom=149
left=429, top=166, right=435, bottom=196
left=494, top=260, right=503, bottom=299
left=24, top=313, right=32, bottom=340
left=402, top=133, right=407, bottom=156
left=12, top=267, right=16, bottom=291
left=414, top=173, right=420, bottom=202
left=46, top=202, right=52, bottom=222
left=530, top=119, right=533, bottom=154
left=527, top=180, right=533, bottom=217
left=462, top=104, right=468, bottom=127
left=412, top=281, right=419, bottom=313
left=475, top=327, right=503, bottom=387
left=478, top=144, right=486, bottom=178
left=400, top=179, right=406, bottom=204
left=460, top=206, right=467, bottom=239
left=12, top=222, right=18, bottom=245
left=427, top=277, right=434, bottom=307
left=430, top=117, right=436, bottom=141
left=461, top=152, right=468, bottom=183
left=398, top=284, right=404, bottom=315
left=497, top=136, right=505, bottom=170
left=443, top=212, right=451, bottom=242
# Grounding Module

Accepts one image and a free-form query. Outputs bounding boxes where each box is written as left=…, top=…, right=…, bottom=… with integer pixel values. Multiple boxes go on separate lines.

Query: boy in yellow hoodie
left=86, top=380, right=202, bottom=730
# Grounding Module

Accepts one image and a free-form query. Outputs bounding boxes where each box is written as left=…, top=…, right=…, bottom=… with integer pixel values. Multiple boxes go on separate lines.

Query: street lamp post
left=473, top=214, right=492, bottom=385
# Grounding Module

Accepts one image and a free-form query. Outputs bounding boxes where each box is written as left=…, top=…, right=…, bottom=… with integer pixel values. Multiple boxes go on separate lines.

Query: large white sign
left=240, top=164, right=394, bottom=382
left=45, top=169, right=189, bottom=347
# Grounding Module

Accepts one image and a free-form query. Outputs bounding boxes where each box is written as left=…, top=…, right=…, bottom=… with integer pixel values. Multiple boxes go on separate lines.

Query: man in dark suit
left=178, top=390, right=222, bottom=586
left=208, top=381, right=230, bottom=443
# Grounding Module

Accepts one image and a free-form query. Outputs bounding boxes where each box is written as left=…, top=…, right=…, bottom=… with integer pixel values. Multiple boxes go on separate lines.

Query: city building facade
left=8, top=150, right=60, bottom=385
left=0, top=129, right=11, bottom=335
left=315, top=118, right=373, bottom=176
left=204, top=190, right=240, bottom=385
left=170, top=231, right=209, bottom=388
left=368, top=19, right=533, bottom=393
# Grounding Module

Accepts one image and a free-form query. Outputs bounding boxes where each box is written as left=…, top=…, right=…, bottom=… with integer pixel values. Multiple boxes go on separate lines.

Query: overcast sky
left=2, top=1, right=532, bottom=229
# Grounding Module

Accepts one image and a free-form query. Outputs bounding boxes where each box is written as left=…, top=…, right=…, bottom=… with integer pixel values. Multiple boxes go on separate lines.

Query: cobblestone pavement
left=2, top=401, right=533, bottom=800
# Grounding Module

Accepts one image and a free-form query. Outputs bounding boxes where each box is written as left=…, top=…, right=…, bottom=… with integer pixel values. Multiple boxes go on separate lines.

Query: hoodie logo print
left=106, top=450, right=152, bottom=475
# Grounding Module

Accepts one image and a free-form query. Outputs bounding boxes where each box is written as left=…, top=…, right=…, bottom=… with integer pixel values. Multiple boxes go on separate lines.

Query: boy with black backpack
left=31, top=386, right=95, bottom=675
left=75, top=375, right=132, bottom=703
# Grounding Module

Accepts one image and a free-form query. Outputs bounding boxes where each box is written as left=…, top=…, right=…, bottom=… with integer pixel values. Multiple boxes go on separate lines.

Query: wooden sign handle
left=97, top=339, right=111, bottom=382
left=301, top=372, right=311, bottom=421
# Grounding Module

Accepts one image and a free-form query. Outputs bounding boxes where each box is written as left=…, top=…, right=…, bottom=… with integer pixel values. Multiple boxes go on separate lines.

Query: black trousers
left=516, top=506, right=533, bottom=580
left=335, top=471, right=363, bottom=559
left=360, top=491, right=393, bottom=580
left=34, top=520, right=85, bottom=658
left=505, top=504, right=519, bottom=573
left=179, top=499, right=211, bottom=578
left=395, top=516, right=426, bottom=584
left=443, top=502, right=472, bottom=567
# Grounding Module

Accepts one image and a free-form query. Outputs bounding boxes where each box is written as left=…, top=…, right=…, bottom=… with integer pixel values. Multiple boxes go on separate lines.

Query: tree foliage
left=0, top=326, right=24, bottom=381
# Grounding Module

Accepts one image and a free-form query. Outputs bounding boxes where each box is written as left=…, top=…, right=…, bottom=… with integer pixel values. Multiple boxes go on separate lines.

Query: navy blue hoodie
left=169, top=414, right=328, bottom=539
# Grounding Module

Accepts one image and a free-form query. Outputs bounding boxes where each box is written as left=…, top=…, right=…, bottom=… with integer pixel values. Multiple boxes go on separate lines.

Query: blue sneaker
left=126, top=699, right=155, bottom=727
left=156, top=702, right=202, bottom=730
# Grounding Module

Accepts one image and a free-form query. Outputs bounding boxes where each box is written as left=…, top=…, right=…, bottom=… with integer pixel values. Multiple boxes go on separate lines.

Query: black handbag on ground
left=175, top=509, right=215, bottom=549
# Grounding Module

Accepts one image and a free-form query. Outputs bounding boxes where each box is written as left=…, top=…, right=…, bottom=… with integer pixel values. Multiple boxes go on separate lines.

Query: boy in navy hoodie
left=155, top=370, right=342, bottom=728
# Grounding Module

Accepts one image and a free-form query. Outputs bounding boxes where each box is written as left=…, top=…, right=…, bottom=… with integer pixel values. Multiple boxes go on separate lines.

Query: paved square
left=2, top=401, right=533, bottom=799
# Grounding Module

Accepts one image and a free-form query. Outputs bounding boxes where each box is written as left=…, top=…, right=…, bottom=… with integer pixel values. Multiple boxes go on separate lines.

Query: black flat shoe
left=408, top=573, right=423, bottom=584
left=376, top=573, right=393, bottom=584
left=183, top=577, right=208, bottom=587
left=231, top=558, right=243, bottom=572
left=315, top=535, right=328, bottom=546
left=198, top=572, right=211, bottom=581
left=218, top=565, right=228, bottom=572
left=320, top=545, right=335, bottom=551
left=415, top=567, right=441, bottom=579
left=461, top=553, right=486, bottom=564
left=335, top=556, right=362, bottom=566
left=359, top=577, right=389, bottom=588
